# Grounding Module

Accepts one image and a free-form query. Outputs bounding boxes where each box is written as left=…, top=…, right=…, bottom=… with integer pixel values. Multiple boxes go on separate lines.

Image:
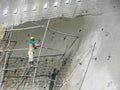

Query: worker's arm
left=34, top=43, right=47, bottom=49
left=35, top=43, right=40, bottom=47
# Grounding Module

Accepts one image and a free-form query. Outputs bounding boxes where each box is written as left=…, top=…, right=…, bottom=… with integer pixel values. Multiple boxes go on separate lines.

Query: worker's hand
left=35, top=43, right=40, bottom=47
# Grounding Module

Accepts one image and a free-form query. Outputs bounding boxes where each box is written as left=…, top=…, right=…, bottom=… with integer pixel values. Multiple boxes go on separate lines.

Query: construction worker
left=28, top=36, right=39, bottom=65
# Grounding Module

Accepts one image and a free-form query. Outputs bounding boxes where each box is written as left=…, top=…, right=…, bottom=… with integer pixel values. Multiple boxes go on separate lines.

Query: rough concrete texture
left=0, top=26, right=5, bottom=49
left=0, top=0, right=120, bottom=90
left=0, top=0, right=118, bottom=26
left=60, top=12, right=120, bottom=90
left=1, top=19, right=80, bottom=90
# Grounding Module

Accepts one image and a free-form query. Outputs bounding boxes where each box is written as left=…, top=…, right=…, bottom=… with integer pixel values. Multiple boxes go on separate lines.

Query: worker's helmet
left=30, top=36, right=34, bottom=39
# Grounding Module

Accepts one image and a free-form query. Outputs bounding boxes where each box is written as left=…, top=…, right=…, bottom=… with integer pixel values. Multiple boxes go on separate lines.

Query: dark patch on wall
left=95, top=57, right=97, bottom=61
left=52, top=32, right=55, bottom=35
left=27, top=34, right=30, bottom=37
left=113, top=6, right=116, bottom=8
left=107, top=55, right=111, bottom=60
left=79, top=62, right=82, bottom=65
left=101, top=28, right=104, bottom=31
left=105, top=32, right=109, bottom=37
left=63, top=36, right=66, bottom=40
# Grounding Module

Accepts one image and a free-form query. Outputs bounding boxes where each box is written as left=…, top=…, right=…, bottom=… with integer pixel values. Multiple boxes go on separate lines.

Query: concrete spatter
left=59, top=25, right=102, bottom=90
left=60, top=11, right=120, bottom=90
left=0, top=0, right=120, bottom=90
left=81, top=65, right=117, bottom=90
left=1, top=12, right=120, bottom=90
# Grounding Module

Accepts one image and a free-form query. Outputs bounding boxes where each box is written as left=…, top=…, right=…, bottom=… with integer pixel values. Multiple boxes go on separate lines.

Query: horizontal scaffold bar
left=9, top=54, right=64, bottom=60
left=3, top=66, right=37, bottom=71
left=0, top=47, right=63, bottom=52
left=5, top=74, right=49, bottom=78
left=0, top=25, right=44, bottom=32
left=49, top=28, right=79, bottom=38
left=3, top=67, right=27, bottom=70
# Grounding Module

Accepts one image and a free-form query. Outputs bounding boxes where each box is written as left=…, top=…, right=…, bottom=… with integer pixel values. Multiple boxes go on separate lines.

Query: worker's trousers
left=28, top=51, right=34, bottom=64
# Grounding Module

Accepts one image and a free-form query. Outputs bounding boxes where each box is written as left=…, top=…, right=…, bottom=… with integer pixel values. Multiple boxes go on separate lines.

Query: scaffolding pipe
left=32, top=19, right=50, bottom=88
left=5, top=75, right=31, bottom=78
left=1, top=54, right=63, bottom=61
left=0, top=25, right=44, bottom=32
left=0, top=47, right=63, bottom=52
left=15, top=65, right=30, bottom=90
left=0, top=27, right=13, bottom=88
left=79, top=42, right=96, bottom=90
left=2, top=67, right=27, bottom=71
left=2, top=65, right=38, bottom=71
left=9, top=54, right=64, bottom=60
left=49, top=28, right=78, bottom=38
left=5, top=74, right=49, bottom=78
left=0, top=32, right=15, bottom=65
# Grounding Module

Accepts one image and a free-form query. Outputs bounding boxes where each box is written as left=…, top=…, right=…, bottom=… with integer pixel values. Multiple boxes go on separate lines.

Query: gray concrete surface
left=0, top=0, right=120, bottom=90
left=60, top=12, right=120, bottom=90
left=0, top=0, right=118, bottom=26
left=0, top=18, right=80, bottom=90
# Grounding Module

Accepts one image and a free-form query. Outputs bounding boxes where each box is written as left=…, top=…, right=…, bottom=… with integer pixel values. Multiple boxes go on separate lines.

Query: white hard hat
left=30, top=36, right=34, bottom=39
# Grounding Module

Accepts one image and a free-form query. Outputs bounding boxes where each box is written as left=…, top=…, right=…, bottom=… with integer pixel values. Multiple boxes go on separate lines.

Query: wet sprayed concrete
left=60, top=11, right=120, bottom=90
left=1, top=11, right=120, bottom=90
left=0, top=0, right=120, bottom=90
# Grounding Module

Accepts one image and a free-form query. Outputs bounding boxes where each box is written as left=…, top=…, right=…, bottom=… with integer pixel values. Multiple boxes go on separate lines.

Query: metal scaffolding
left=0, top=25, right=44, bottom=32
left=32, top=19, right=50, bottom=88
left=0, top=19, right=79, bottom=90
left=0, top=26, right=13, bottom=88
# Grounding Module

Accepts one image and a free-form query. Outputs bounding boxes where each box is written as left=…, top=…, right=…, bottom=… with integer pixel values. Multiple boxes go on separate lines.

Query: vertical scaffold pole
left=32, top=19, right=51, bottom=88
left=0, top=26, right=13, bottom=88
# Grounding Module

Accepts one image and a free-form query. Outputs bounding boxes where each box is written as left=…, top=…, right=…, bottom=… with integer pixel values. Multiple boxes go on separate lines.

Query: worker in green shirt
left=28, top=36, right=39, bottom=65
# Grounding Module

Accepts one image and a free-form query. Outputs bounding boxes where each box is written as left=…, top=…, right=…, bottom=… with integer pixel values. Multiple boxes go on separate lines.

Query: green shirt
left=29, top=39, right=35, bottom=52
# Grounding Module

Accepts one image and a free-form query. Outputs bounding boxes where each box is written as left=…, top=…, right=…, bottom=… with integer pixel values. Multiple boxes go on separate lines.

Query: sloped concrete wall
left=0, top=0, right=120, bottom=90
left=2, top=18, right=80, bottom=90
left=2, top=11, right=120, bottom=90
left=60, top=8, right=120, bottom=90
left=0, top=0, right=117, bottom=26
